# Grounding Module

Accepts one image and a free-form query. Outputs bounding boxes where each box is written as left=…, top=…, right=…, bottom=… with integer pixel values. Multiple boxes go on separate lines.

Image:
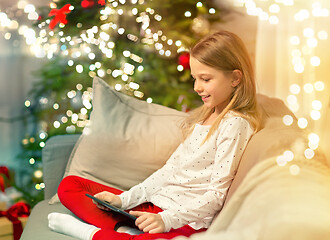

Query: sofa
left=21, top=77, right=330, bottom=240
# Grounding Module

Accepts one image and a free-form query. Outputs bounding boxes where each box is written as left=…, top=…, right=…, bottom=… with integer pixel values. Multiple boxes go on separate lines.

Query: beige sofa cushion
left=224, top=95, right=298, bottom=204
left=50, top=77, right=187, bottom=203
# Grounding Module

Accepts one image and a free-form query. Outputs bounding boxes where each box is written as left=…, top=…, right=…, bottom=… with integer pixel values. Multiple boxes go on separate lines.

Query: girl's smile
left=201, top=95, right=210, bottom=102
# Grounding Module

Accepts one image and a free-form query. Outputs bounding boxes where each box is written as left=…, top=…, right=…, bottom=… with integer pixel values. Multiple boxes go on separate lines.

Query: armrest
left=42, top=134, right=80, bottom=199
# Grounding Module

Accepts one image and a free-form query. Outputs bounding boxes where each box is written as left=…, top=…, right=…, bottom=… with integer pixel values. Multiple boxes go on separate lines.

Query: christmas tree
left=17, top=0, right=226, bottom=207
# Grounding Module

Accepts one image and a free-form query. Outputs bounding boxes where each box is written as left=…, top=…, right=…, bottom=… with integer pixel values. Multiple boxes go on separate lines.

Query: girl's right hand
left=93, top=191, right=122, bottom=210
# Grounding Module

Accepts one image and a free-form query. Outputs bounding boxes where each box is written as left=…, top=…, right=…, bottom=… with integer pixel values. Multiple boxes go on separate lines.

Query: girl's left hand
left=129, top=211, right=165, bottom=233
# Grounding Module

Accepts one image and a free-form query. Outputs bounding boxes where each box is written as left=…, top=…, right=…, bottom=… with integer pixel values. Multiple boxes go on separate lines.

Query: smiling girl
left=48, top=30, right=262, bottom=240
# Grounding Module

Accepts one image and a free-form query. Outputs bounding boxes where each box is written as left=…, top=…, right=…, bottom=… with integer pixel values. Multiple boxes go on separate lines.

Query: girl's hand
left=129, top=211, right=165, bottom=233
left=93, top=191, right=122, bottom=210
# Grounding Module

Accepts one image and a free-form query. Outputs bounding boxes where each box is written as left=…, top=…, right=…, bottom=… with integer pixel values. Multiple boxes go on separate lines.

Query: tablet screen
left=86, top=193, right=137, bottom=221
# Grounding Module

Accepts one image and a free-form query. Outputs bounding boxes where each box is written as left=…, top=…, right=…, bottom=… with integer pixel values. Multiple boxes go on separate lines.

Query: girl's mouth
left=202, top=95, right=210, bottom=101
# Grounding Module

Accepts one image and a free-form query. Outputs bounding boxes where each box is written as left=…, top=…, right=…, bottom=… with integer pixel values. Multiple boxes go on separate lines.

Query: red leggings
left=58, top=176, right=206, bottom=240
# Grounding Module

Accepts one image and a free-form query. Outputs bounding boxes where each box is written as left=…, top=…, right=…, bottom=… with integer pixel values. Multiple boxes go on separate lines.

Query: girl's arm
left=159, top=117, right=254, bottom=232
left=119, top=143, right=184, bottom=210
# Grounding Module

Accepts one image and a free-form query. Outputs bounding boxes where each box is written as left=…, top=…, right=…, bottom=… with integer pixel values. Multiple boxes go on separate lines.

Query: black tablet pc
left=86, top=193, right=137, bottom=221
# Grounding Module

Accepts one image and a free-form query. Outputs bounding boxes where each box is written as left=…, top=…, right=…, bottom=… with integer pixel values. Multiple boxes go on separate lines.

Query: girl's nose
left=194, top=80, right=202, bottom=93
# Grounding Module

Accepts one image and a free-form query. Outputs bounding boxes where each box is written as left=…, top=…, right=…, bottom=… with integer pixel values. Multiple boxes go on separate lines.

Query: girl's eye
left=203, top=79, right=210, bottom=82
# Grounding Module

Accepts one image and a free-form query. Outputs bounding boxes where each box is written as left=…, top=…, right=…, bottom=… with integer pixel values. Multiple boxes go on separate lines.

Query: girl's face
left=190, top=56, right=237, bottom=115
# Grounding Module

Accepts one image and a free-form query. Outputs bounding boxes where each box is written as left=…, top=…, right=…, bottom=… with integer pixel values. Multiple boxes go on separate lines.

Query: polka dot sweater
left=119, top=111, right=254, bottom=232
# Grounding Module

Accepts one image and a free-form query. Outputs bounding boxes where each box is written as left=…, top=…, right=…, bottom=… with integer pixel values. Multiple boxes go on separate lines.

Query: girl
left=48, top=30, right=262, bottom=240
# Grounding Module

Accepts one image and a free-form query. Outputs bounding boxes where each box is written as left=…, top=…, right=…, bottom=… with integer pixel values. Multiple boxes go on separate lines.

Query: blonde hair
left=181, top=30, right=263, bottom=144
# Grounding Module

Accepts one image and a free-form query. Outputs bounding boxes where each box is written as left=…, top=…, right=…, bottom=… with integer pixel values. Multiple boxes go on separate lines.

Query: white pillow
left=49, top=77, right=187, bottom=203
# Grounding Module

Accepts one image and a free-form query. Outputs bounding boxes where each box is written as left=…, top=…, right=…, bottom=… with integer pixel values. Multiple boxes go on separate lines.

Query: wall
left=0, top=35, right=43, bottom=169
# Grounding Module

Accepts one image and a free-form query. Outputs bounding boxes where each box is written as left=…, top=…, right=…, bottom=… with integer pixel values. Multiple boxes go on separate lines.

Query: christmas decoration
left=178, top=52, right=190, bottom=70
left=0, top=167, right=11, bottom=192
left=48, top=4, right=72, bottom=30
left=98, top=0, right=106, bottom=6
left=0, top=202, right=30, bottom=240
left=0, top=166, right=29, bottom=240
left=81, top=0, right=95, bottom=9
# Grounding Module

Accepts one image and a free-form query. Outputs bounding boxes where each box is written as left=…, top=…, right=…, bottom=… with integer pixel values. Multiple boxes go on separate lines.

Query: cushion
left=224, top=94, right=298, bottom=204
left=49, top=76, right=187, bottom=203
left=20, top=201, right=76, bottom=240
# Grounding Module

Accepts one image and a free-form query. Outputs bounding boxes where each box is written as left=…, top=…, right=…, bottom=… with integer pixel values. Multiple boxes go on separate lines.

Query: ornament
left=191, top=16, right=210, bottom=35
left=48, top=4, right=72, bottom=30
left=178, top=52, right=190, bottom=70
left=0, top=166, right=11, bottom=192
left=98, top=0, right=106, bottom=6
left=81, top=0, right=95, bottom=8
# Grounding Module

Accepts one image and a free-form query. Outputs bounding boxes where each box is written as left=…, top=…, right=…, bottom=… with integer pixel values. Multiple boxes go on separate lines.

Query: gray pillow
left=49, top=76, right=187, bottom=203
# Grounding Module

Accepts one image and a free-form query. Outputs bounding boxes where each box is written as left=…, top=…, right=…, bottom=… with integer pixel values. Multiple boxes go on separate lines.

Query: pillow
left=49, top=76, right=188, bottom=203
left=224, top=94, right=299, bottom=204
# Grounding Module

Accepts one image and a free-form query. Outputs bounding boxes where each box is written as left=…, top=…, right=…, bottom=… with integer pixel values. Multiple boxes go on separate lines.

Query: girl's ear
left=231, top=70, right=242, bottom=87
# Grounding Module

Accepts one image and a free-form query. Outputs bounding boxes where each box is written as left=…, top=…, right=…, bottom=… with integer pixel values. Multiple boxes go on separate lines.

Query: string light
left=304, top=148, right=315, bottom=159
left=53, top=103, right=59, bottom=109
left=196, top=2, right=203, bottom=8
left=61, top=116, right=68, bottom=123
left=34, top=170, right=43, bottom=178
left=66, top=125, right=76, bottom=133
left=289, top=164, right=300, bottom=175
left=303, top=83, right=314, bottom=93
left=184, top=11, right=192, bottom=18
left=39, top=132, right=47, bottom=139
left=283, top=115, right=294, bottom=126
left=314, top=81, right=325, bottom=91
left=29, top=158, right=35, bottom=164
left=276, top=155, right=286, bottom=166
left=24, top=100, right=31, bottom=107
left=283, top=150, right=294, bottom=162
left=289, top=84, right=300, bottom=94
left=297, top=117, right=308, bottom=129
left=53, top=121, right=60, bottom=128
